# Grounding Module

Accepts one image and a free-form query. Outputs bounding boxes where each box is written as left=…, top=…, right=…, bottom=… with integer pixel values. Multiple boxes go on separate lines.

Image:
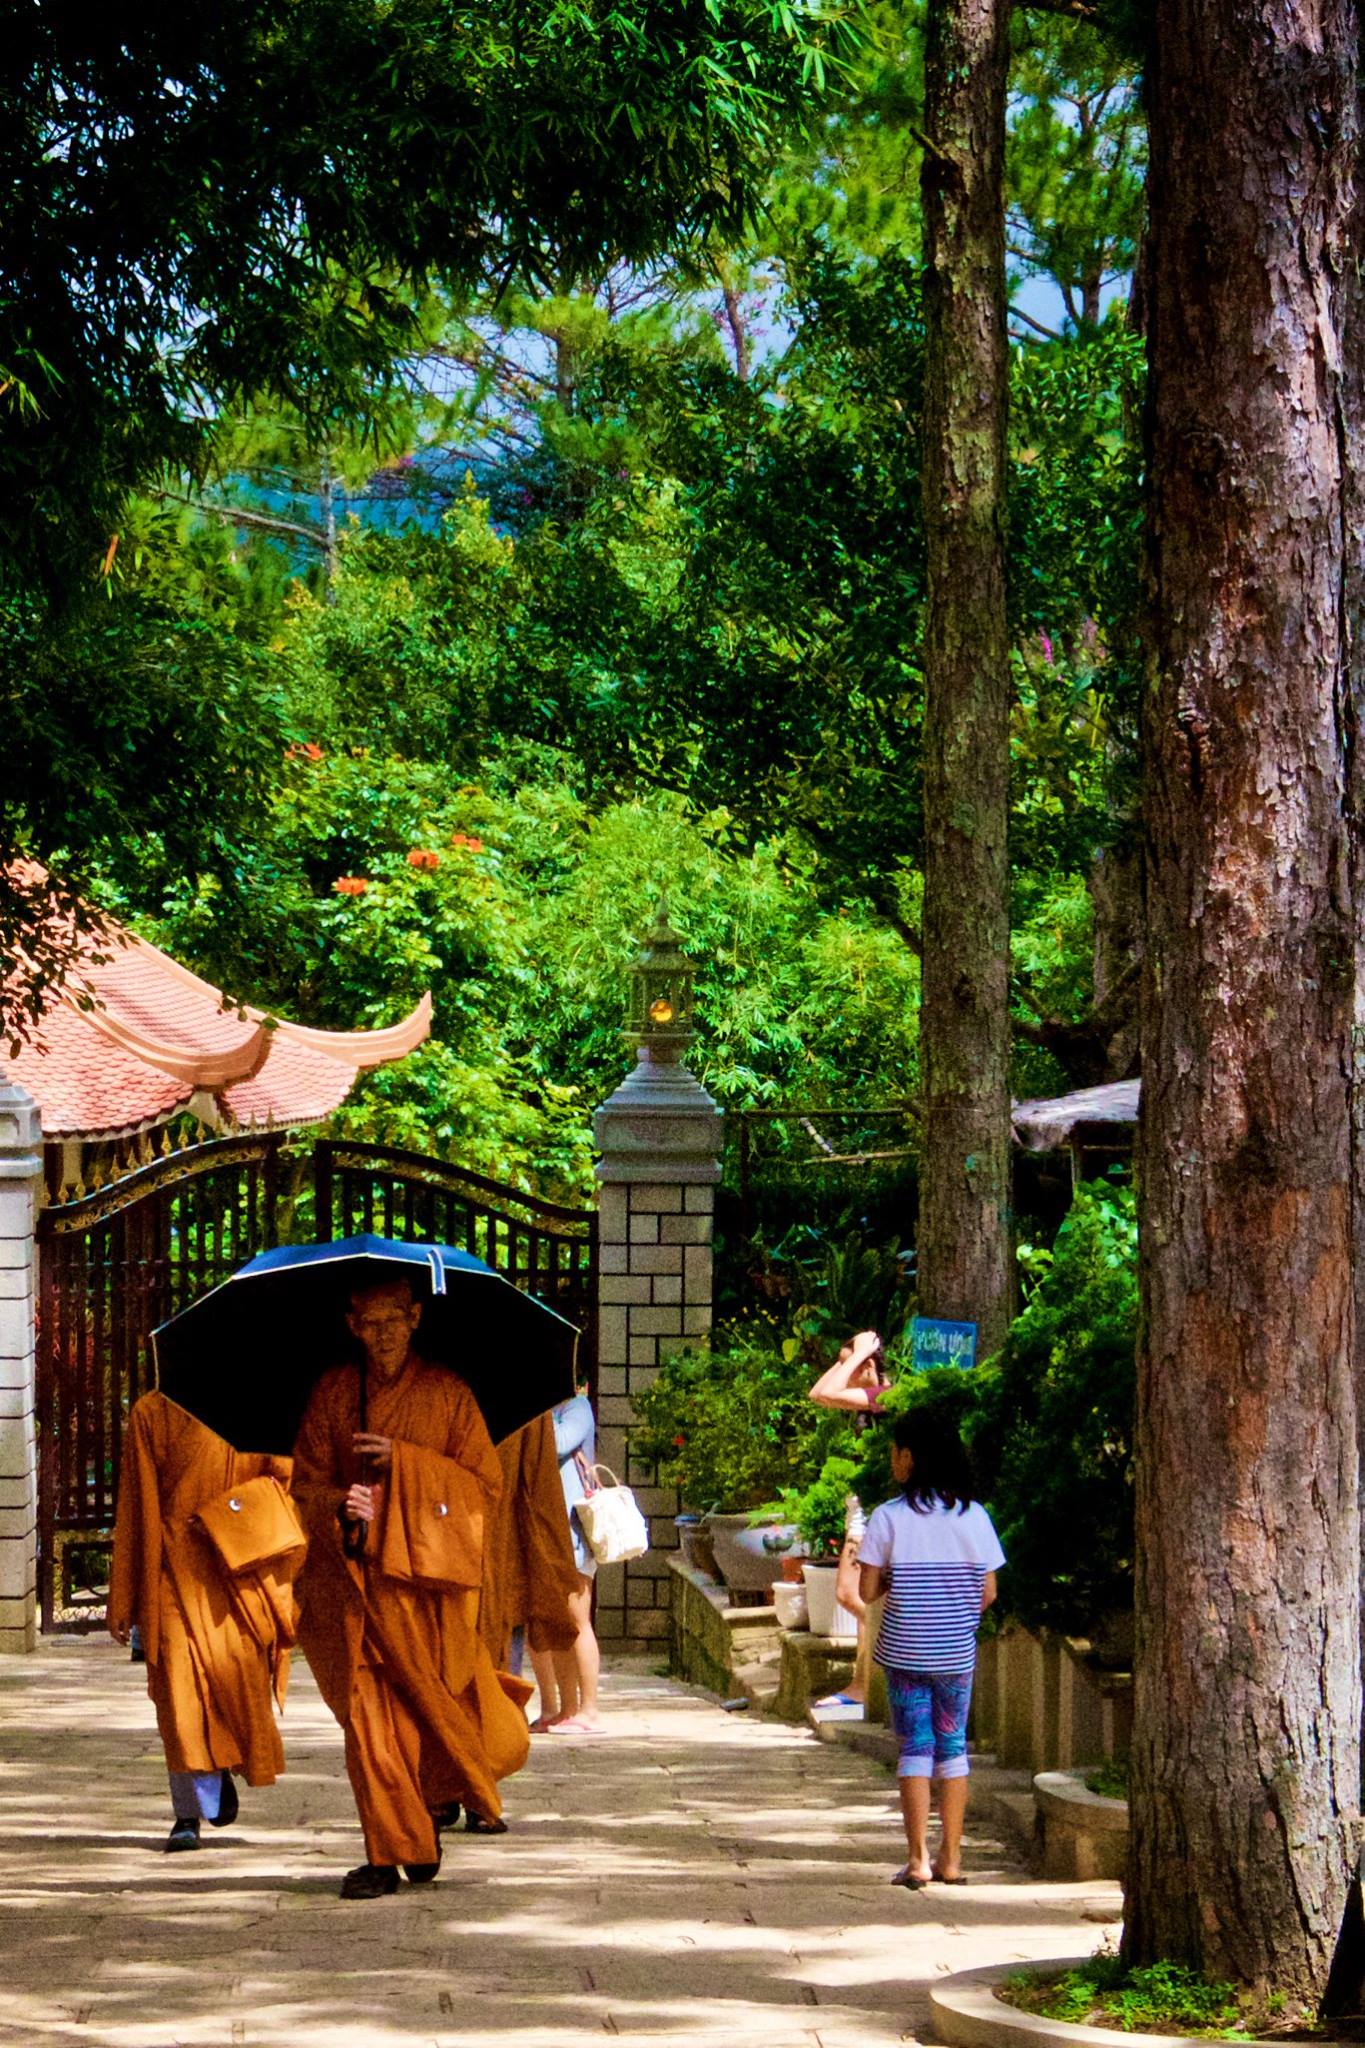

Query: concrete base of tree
left=930, top=1960, right=1192, bottom=2048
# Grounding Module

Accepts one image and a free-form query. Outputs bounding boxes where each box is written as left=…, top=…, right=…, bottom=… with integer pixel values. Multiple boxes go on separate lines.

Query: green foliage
left=969, top=1180, right=1138, bottom=1634
left=1006, top=18, right=1146, bottom=335
left=771, top=1454, right=863, bottom=1557
left=632, top=1320, right=852, bottom=1512
left=1003, top=1955, right=1250, bottom=2039
left=2, top=0, right=860, bottom=599
left=1084, top=1756, right=1129, bottom=1800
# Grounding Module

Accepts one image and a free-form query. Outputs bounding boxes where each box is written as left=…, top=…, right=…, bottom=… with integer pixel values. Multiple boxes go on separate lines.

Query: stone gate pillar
left=591, top=1004, right=722, bottom=1648
left=0, top=1076, right=42, bottom=1652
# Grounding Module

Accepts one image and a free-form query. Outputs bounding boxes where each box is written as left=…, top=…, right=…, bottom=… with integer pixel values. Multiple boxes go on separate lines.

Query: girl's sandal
left=891, top=1866, right=930, bottom=1890
left=931, top=1869, right=969, bottom=1885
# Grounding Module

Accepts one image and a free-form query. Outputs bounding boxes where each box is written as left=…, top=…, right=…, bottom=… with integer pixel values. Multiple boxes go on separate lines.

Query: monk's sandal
left=403, top=1856, right=441, bottom=1884
left=340, top=1862, right=399, bottom=1899
left=166, top=1818, right=201, bottom=1852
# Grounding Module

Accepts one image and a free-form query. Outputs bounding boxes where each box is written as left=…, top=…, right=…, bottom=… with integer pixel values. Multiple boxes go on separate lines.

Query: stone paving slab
left=0, top=1639, right=1121, bottom=2048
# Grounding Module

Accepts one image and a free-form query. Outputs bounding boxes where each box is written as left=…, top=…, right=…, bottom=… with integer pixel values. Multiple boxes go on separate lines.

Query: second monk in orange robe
left=292, top=1277, right=532, bottom=1899
left=108, top=1391, right=302, bottom=1852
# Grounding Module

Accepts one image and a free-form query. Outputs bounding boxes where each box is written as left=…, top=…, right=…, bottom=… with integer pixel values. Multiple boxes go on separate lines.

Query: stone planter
left=1033, top=1770, right=1128, bottom=1883
left=707, top=1513, right=803, bottom=1594
left=930, top=1961, right=1190, bottom=2048
left=802, top=1560, right=858, bottom=1638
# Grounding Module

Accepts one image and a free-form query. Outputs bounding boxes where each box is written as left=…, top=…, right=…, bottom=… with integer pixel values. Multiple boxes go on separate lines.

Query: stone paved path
left=0, top=1640, right=1120, bottom=2048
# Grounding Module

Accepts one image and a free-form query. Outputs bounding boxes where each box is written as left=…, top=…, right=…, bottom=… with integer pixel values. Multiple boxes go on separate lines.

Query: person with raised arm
left=807, top=1329, right=891, bottom=1711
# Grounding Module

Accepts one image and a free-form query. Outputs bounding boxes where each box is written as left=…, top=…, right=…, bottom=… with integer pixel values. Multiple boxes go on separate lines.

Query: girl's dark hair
left=892, top=1411, right=975, bottom=1514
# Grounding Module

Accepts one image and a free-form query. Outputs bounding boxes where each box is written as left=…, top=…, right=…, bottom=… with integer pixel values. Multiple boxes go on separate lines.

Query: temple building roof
left=6, top=873, right=430, bottom=1140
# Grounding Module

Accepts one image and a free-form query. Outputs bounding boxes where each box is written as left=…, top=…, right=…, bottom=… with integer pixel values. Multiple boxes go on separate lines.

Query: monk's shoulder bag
left=195, top=1474, right=306, bottom=1575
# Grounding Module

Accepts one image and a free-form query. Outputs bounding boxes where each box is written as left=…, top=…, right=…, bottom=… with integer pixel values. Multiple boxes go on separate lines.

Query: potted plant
left=771, top=1456, right=862, bottom=1640
left=632, top=1321, right=837, bottom=1595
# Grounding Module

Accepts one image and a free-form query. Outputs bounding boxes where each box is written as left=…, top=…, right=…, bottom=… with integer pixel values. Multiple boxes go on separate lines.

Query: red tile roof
left=6, top=870, right=430, bottom=1139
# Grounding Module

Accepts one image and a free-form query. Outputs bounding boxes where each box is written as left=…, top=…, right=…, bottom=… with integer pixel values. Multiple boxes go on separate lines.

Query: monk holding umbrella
left=154, top=1233, right=580, bottom=1899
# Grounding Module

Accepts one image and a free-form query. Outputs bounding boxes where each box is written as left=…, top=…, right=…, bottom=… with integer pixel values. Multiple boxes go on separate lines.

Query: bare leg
left=528, top=1642, right=563, bottom=1730
left=567, top=1577, right=601, bottom=1724
left=898, top=1776, right=933, bottom=1881
left=551, top=1647, right=580, bottom=1719
left=933, top=1776, right=970, bottom=1880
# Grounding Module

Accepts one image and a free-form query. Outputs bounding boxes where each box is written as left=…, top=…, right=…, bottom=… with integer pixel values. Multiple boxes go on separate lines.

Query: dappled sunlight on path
left=0, top=1640, right=1119, bottom=2048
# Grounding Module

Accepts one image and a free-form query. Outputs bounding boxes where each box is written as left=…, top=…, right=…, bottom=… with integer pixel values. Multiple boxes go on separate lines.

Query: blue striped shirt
left=860, top=1495, right=1005, bottom=1675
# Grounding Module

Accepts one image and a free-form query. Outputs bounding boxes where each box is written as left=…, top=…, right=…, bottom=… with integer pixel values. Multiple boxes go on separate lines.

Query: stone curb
left=929, top=1959, right=1193, bottom=2048
left=1033, top=1773, right=1128, bottom=1831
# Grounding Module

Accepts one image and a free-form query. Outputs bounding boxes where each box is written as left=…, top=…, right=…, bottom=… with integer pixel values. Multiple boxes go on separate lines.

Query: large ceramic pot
left=675, top=1514, right=720, bottom=1582
left=802, top=1560, right=859, bottom=1639
left=706, top=1513, right=804, bottom=1594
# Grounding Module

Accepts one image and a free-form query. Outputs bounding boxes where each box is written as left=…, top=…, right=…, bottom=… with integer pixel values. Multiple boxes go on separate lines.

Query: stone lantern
left=623, top=902, right=697, bottom=1062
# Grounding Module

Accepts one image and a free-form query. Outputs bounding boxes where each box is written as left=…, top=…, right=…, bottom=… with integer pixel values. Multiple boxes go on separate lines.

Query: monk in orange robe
left=108, top=1391, right=303, bottom=1852
left=292, top=1277, right=532, bottom=1899
left=478, top=1409, right=579, bottom=1676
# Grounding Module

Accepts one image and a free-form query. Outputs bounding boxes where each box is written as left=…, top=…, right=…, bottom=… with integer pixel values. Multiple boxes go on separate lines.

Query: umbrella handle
left=343, top=1359, right=370, bottom=1556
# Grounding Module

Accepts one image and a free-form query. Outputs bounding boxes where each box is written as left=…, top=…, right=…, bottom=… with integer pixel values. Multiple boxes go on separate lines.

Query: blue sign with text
left=910, top=1317, right=978, bottom=1371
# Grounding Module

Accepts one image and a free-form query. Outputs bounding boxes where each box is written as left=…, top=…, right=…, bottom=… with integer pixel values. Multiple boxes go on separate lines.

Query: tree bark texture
left=918, top=0, right=1012, bottom=1355
left=1127, top=0, right=1362, bottom=2000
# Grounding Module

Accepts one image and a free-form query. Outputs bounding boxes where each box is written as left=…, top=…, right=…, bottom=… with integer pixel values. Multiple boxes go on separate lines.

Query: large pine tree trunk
left=917, top=0, right=1012, bottom=1356
left=1126, top=0, right=1362, bottom=2000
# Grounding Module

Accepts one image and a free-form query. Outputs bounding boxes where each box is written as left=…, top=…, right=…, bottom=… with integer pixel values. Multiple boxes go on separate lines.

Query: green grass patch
left=999, top=1955, right=1254, bottom=2039
left=1083, top=1757, right=1129, bottom=1800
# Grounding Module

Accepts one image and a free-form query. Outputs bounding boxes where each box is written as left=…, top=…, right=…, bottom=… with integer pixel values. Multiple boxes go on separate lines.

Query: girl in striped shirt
left=859, top=1412, right=1004, bottom=1889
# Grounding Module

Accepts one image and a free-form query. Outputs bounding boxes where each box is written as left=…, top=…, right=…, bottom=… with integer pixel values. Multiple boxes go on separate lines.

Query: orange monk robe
left=291, top=1359, right=532, bottom=1870
left=107, top=1393, right=301, bottom=1786
left=479, top=1411, right=580, bottom=1669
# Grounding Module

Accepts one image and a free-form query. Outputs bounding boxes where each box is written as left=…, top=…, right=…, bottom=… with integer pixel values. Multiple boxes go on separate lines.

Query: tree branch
left=1009, top=307, right=1065, bottom=341
left=151, top=489, right=326, bottom=549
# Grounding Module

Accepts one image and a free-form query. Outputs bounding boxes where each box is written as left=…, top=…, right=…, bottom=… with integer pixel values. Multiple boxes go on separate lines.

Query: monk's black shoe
left=403, top=1853, right=441, bottom=1884
left=431, top=1801, right=461, bottom=1833
left=166, top=1818, right=201, bottom=1852
left=208, top=1770, right=238, bottom=1828
left=464, top=1810, right=508, bottom=1835
left=340, top=1862, right=399, bottom=1899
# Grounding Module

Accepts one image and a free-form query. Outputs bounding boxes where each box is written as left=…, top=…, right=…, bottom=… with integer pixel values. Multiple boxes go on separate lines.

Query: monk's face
left=347, top=1280, right=421, bottom=1381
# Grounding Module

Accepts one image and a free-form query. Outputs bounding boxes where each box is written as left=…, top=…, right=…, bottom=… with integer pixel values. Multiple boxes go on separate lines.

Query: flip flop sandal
left=813, top=1693, right=863, bottom=1708
left=932, top=1871, right=969, bottom=1885
left=891, top=1867, right=930, bottom=1890
left=548, top=1717, right=608, bottom=1735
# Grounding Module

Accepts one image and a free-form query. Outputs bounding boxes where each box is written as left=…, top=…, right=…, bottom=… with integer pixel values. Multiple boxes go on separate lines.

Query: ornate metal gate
left=312, top=1140, right=598, bottom=1355
left=36, top=1135, right=597, bottom=1631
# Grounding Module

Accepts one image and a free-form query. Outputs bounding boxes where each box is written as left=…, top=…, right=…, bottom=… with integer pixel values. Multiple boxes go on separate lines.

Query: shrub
left=970, top=1179, right=1137, bottom=1636
left=631, top=1318, right=852, bottom=1512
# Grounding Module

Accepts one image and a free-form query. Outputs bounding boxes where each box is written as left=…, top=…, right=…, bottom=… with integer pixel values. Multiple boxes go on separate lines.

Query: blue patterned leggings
left=885, top=1669, right=974, bottom=1780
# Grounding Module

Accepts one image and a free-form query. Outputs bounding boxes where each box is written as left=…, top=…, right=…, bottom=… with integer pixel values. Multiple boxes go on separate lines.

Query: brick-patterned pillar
left=592, top=1050, right=722, bottom=1647
left=0, top=1077, right=41, bottom=1652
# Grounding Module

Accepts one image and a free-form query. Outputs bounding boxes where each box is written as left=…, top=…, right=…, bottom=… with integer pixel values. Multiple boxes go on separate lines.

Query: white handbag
left=573, top=1460, right=651, bottom=1566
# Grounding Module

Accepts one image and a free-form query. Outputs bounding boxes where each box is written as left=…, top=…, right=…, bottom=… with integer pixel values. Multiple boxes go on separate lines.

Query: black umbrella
left=152, top=1234, right=580, bottom=1454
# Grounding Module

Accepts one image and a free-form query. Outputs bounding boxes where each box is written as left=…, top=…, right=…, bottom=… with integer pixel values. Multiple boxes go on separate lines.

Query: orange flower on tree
left=286, top=741, right=325, bottom=763
left=406, top=848, right=440, bottom=871
left=333, top=876, right=369, bottom=896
